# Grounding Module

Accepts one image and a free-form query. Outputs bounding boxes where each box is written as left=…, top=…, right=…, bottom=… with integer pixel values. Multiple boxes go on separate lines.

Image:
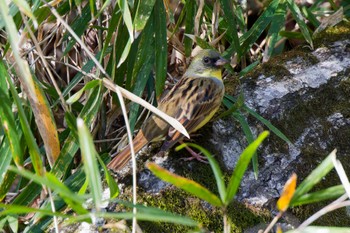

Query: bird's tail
left=107, top=130, right=148, bottom=171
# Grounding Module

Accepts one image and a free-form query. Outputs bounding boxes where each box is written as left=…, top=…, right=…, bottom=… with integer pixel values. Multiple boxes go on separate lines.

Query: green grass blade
left=128, top=15, right=155, bottom=132
left=0, top=85, right=23, bottom=167
left=220, top=0, right=241, bottom=56
left=176, top=143, right=227, bottom=203
left=63, top=4, right=92, bottom=55
left=0, top=203, right=68, bottom=218
left=225, top=131, right=269, bottom=205
left=133, top=0, right=156, bottom=33
left=243, top=104, right=291, bottom=144
left=265, top=1, right=287, bottom=60
left=154, top=0, right=167, bottom=98
left=233, top=111, right=259, bottom=179
left=184, top=0, right=196, bottom=57
left=77, top=118, right=103, bottom=210
left=240, top=0, right=278, bottom=53
left=147, top=163, right=223, bottom=207
left=97, top=154, right=120, bottom=198
left=291, top=150, right=336, bottom=204
left=291, top=185, right=345, bottom=206
left=286, top=0, right=314, bottom=49
left=117, top=0, right=133, bottom=41
left=52, top=84, right=103, bottom=179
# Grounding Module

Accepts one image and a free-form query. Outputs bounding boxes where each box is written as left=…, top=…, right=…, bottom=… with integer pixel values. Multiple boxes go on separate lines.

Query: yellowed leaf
left=277, top=173, right=297, bottom=212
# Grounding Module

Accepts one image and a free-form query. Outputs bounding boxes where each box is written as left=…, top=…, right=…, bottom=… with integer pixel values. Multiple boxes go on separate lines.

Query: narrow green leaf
left=240, top=0, right=278, bottom=53
left=265, top=1, right=287, bottom=60
left=5, top=74, right=44, bottom=175
left=291, top=150, right=336, bottom=204
left=287, top=0, right=314, bottom=48
left=0, top=85, right=23, bottom=167
left=243, top=104, right=291, bottom=144
left=233, top=111, right=258, bottom=179
left=0, top=203, right=68, bottom=218
left=66, top=80, right=100, bottom=104
left=12, top=0, right=37, bottom=27
left=97, top=154, right=119, bottom=199
left=63, top=4, right=92, bottom=55
left=184, top=0, right=196, bottom=57
left=52, top=84, right=103, bottom=179
left=176, top=143, right=226, bottom=203
left=68, top=206, right=198, bottom=227
left=291, top=185, right=344, bottom=206
left=302, top=6, right=320, bottom=28
left=134, top=0, right=156, bottom=33
left=220, top=0, right=241, bottom=56
left=117, top=0, right=134, bottom=41
left=128, top=15, right=155, bottom=132
left=77, top=118, right=103, bottom=210
left=225, top=131, right=269, bottom=204
left=147, top=163, right=223, bottom=207
left=238, top=61, right=260, bottom=77
left=154, top=0, right=167, bottom=98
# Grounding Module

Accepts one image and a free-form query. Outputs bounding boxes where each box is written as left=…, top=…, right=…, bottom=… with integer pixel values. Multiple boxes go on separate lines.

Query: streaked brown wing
left=160, top=77, right=224, bottom=151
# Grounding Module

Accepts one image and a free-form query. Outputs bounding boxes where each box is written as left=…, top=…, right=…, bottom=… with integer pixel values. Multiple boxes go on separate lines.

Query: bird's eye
left=203, top=57, right=210, bottom=64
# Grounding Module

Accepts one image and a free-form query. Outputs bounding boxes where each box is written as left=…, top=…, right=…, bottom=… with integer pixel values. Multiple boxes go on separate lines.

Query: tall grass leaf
left=129, top=16, right=155, bottom=132
left=0, top=1, right=46, bottom=174
left=134, top=0, right=156, bottom=33
left=25, top=169, right=88, bottom=231
left=52, top=84, right=103, bottom=179
left=0, top=84, right=23, bottom=167
left=233, top=111, right=258, bottom=179
left=0, top=203, right=67, bottom=218
left=12, top=0, right=38, bottom=28
left=176, top=143, right=226, bottom=203
left=220, top=0, right=241, bottom=55
left=96, top=154, right=119, bottom=198
left=147, top=162, right=223, bottom=207
left=291, top=185, right=345, bottom=206
left=101, top=7, right=121, bottom=60
left=265, top=1, right=287, bottom=61
left=239, top=61, right=260, bottom=76
left=0, top=143, right=14, bottom=201
left=8, top=166, right=88, bottom=214
left=243, top=104, right=291, bottom=144
left=117, top=0, right=133, bottom=41
left=77, top=118, right=103, bottom=211
left=286, top=0, right=314, bottom=49
left=117, top=37, right=132, bottom=67
left=66, top=80, right=100, bottom=104
left=225, top=131, right=269, bottom=204
left=53, top=47, right=111, bottom=107
left=240, top=0, right=278, bottom=53
left=63, top=4, right=92, bottom=55
left=302, top=6, right=320, bottom=28
left=184, top=0, right=196, bottom=57
left=154, top=0, right=167, bottom=98
left=291, top=149, right=336, bottom=204
left=68, top=206, right=199, bottom=227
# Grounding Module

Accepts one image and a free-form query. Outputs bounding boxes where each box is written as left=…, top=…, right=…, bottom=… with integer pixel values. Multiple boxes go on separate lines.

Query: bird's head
left=186, top=49, right=228, bottom=79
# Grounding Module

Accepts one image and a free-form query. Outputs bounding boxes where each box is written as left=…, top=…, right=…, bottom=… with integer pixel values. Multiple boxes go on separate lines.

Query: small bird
left=107, top=49, right=228, bottom=170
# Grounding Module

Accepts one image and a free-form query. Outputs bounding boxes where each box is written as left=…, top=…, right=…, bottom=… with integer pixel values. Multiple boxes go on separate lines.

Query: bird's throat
left=200, top=69, right=222, bottom=80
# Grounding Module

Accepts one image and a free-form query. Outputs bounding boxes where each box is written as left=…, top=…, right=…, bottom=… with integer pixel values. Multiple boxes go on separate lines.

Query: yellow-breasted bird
left=107, top=49, right=228, bottom=170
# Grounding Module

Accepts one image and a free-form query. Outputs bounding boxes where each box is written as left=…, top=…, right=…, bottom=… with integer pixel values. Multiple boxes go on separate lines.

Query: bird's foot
left=181, top=146, right=208, bottom=163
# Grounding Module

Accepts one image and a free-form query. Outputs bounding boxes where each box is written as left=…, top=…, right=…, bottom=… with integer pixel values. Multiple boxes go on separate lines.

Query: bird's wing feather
left=160, top=77, right=224, bottom=151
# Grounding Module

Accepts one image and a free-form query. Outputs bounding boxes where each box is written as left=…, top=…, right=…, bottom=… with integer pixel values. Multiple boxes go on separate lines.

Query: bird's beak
left=215, top=57, right=229, bottom=67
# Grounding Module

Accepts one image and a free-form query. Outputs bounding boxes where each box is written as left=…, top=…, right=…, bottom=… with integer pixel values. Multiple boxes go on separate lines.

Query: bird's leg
left=179, top=141, right=208, bottom=163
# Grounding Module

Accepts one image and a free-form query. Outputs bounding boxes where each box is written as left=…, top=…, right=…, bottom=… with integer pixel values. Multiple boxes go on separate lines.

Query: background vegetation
left=0, top=0, right=349, bottom=232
